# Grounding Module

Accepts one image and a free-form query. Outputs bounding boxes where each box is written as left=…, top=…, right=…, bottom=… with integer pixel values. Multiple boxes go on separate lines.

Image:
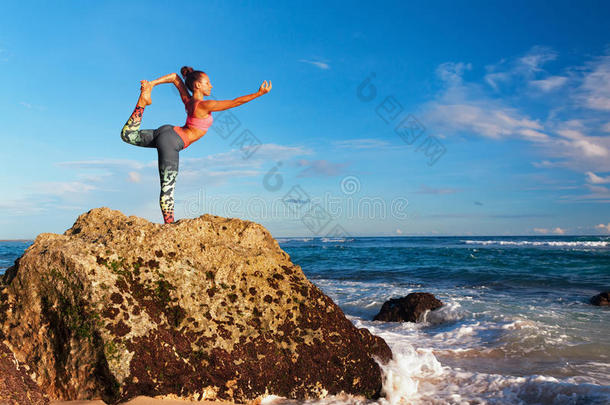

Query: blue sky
left=1, top=0, right=609, bottom=239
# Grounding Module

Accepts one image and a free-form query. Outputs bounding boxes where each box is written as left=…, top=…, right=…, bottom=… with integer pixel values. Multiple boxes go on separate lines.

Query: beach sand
left=51, top=395, right=245, bottom=405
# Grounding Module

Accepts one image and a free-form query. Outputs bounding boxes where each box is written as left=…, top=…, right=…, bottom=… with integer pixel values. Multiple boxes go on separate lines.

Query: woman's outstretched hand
left=258, top=80, right=272, bottom=95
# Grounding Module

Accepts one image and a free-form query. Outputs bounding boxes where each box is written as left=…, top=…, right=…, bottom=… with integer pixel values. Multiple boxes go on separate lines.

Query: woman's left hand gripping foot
left=140, top=79, right=152, bottom=106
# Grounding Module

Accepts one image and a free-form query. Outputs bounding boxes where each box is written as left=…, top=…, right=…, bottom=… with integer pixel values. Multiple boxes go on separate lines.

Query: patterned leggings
left=120, top=105, right=185, bottom=224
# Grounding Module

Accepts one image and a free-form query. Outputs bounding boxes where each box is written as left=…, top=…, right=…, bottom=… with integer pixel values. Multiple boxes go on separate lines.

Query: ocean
left=1, top=236, right=609, bottom=404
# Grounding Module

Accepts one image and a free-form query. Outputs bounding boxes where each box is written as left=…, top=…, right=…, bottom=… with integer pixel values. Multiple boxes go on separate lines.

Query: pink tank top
left=185, top=100, right=213, bottom=131
left=172, top=100, right=213, bottom=150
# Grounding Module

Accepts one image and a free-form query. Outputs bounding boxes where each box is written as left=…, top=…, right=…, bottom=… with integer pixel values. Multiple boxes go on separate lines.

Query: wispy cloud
left=0, top=48, right=9, bottom=63
left=298, top=59, right=330, bottom=70
left=424, top=102, right=548, bottom=141
left=421, top=213, right=553, bottom=219
left=483, top=46, right=558, bottom=91
left=294, top=159, right=349, bottom=177
left=559, top=183, right=610, bottom=203
left=529, top=75, right=567, bottom=91
left=533, top=227, right=566, bottom=235
left=595, top=223, right=610, bottom=233
left=420, top=46, right=610, bottom=176
left=183, top=143, right=312, bottom=168
left=0, top=196, right=49, bottom=216
left=585, top=171, right=610, bottom=184
left=56, top=158, right=155, bottom=170
left=177, top=143, right=313, bottom=186
left=332, top=138, right=392, bottom=149
left=24, top=181, right=97, bottom=196
left=127, top=171, right=141, bottom=183
left=17, top=143, right=314, bottom=214
left=179, top=168, right=261, bottom=186
left=436, top=62, right=472, bottom=84
left=3, top=180, right=98, bottom=217
left=577, top=54, right=610, bottom=111
left=19, top=101, right=46, bottom=110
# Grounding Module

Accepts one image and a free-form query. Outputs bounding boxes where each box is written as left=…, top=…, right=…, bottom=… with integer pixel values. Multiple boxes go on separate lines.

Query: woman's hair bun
left=180, top=66, right=194, bottom=79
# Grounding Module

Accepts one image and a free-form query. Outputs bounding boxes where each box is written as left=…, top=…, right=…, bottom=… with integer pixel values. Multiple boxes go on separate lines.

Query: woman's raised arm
left=200, top=80, right=271, bottom=112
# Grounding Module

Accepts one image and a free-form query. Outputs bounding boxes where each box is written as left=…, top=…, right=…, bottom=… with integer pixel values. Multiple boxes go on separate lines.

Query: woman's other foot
left=138, top=80, right=152, bottom=107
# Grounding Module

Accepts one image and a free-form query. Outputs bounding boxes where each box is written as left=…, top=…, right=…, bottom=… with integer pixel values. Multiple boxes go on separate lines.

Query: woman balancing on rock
left=120, top=66, right=272, bottom=224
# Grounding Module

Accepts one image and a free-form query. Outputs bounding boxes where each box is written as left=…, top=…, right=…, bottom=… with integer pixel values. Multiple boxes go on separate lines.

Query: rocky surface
left=590, top=291, right=610, bottom=306
left=373, top=292, right=443, bottom=323
left=0, top=207, right=392, bottom=404
left=0, top=340, right=50, bottom=404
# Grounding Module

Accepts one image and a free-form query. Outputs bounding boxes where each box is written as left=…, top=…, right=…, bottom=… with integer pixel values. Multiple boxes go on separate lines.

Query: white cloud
left=333, top=138, right=391, bottom=149
left=127, top=171, right=141, bottom=183
left=0, top=48, right=9, bottom=63
left=595, top=223, right=610, bottom=232
left=294, top=159, right=349, bottom=177
left=179, top=168, right=261, bottom=185
left=19, top=101, right=46, bottom=110
left=436, top=62, right=472, bottom=84
left=12, top=142, right=314, bottom=215
left=56, top=145, right=312, bottom=187
left=0, top=197, right=48, bottom=216
left=518, top=46, right=558, bottom=71
left=545, top=123, right=610, bottom=170
left=559, top=183, right=610, bottom=203
left=585, top=171, right=610, bottom=184
left=75, top=172, right=113, bottom=183
left=518, top=128, right=549, bottom=141
left=421, top=47, right=610, bottom=175
left=424, top=103, right=546, bottom=141
left=484, top=46, right=557, bottom=90
left=532, top=160, right=554, bottom=168
left=534, top=227, right=566, bottom=235
left=556, top=136, right=608, bottom=158
left=529, top=75, right=568, bottom=91
left=154, top=143, right=313, bottom=187
left=56, top=158, right=155, bottom=170
left=298, top=59, right=330, bottom=70
left=578, top=55, right=610, bottom=111
left=25, top=181, right=97, bottom=196
left=183, top=143, right=312, bottom=168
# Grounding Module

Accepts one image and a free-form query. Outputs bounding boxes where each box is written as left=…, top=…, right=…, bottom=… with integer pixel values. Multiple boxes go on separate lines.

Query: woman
left=120, top=66, right=272, bottom=224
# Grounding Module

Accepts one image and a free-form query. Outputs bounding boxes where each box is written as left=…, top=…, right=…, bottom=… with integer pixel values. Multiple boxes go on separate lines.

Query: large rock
left=0, top=207, right=392, bottom=404
left=373, top=292, right=443, bottom=322
left=590, top=291, right=610, bottom=306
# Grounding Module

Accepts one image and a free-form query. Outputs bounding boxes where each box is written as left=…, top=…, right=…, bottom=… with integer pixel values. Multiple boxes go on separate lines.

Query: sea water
left=2, top=236, right=609, bottom=404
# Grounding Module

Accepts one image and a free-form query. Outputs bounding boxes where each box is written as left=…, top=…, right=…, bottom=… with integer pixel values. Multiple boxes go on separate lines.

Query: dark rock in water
left=0, top=340, right=50, bottom=404
left=373, top=292, right=443, bottom=322
left=590, top=291, right=610, bottom=306
left=0, top=207, right=392, bottom=404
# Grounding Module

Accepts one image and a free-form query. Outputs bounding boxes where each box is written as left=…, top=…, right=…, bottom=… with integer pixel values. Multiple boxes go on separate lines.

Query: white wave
left=259, top=318, right=610, bottom=405
left=321, top=237, right=355, bottom=243
left=276, top=237, right=313, bottom=243
left=420, top=301, right=466, bottom=325
left=378, top=344, right=610, bottom=404
left=463, top=240, right=609, bottom=247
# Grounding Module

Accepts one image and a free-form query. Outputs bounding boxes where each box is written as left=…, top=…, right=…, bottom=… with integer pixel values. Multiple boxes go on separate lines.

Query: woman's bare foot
left=137, top=80, right=152, bottom=107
